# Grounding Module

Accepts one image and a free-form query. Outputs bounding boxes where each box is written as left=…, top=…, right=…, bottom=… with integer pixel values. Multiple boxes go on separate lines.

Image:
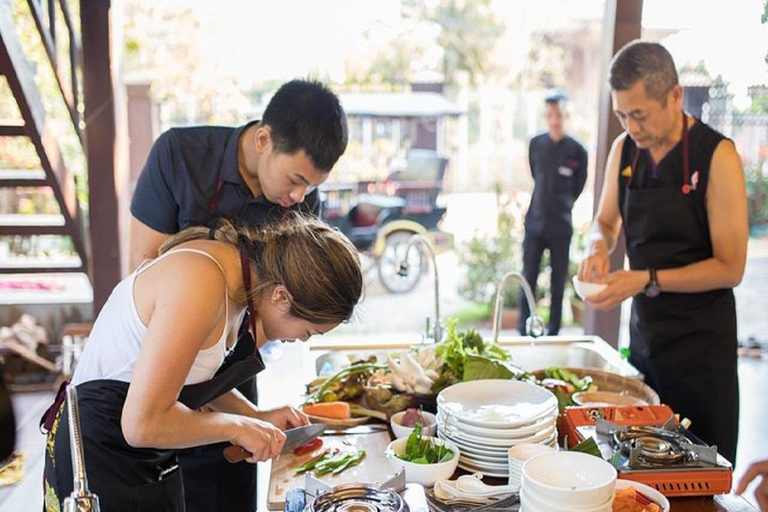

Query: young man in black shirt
left=128, top=79, right=348, bottom=512
left=519, top=91, right=588, bottom=335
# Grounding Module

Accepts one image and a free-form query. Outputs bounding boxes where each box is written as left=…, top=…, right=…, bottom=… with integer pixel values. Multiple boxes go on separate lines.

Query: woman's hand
left=585, top=270, right=648, bottom=310
left=230, top=417, right=286, bottom=463
left=257, top=405, right=310, bottom=431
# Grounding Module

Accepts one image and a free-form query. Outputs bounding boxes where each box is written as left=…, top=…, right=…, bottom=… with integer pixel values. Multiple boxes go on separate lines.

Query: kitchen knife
left=223, top=423, right=327, bottom=463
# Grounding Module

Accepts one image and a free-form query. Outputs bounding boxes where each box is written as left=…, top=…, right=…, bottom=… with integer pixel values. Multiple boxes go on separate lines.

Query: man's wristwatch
left=644, top=268, right=661, bottom=298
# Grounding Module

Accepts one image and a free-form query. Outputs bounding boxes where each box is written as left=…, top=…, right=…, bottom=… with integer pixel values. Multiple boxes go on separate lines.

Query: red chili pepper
left=293, top=438, right=324, bottom=456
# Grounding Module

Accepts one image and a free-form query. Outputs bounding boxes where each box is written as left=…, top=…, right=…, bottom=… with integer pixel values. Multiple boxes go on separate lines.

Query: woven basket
left=531, top=367, right=660, bottom=406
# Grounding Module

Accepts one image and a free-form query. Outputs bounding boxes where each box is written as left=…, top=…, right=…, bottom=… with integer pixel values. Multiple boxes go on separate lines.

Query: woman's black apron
left=42, top=319, right=265, bottom=512
left=618, top=114, right=739, bottom=464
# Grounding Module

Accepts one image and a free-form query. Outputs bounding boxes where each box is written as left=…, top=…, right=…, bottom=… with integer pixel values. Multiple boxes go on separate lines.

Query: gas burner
left=307, top=484, right=406, bottom=512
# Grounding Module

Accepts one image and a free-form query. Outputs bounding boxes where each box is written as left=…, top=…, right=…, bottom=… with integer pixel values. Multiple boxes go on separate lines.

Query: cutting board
left=267, top=430, right=395, bottom=510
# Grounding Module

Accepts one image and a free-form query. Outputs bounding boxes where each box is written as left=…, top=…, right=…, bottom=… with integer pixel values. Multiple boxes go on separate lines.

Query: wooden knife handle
left=223, top=444, right=251, bottom=463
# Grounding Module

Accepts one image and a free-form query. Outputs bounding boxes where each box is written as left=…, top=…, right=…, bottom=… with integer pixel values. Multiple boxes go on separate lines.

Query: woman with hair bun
left=42, top=214, right=363, bottom=512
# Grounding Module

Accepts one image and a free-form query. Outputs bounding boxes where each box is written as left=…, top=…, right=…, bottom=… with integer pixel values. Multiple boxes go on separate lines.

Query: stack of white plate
left=520, top=452, right=617, bottom=512
left=508, top=443, right=557, bottom=490
left=436, top=379, right=559, bottom=478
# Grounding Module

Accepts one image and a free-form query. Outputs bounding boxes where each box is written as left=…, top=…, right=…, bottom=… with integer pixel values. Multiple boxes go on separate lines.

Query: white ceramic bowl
left=614, top=479, right=670, bottom=512
left=386, top=436, right=460, bottom=487
left=572, top=276, right=608, bottom=300
left=521, top=452, right=617, bottom=508
left=521, top=485, right=613, bottom=512
left=390, top=410, right=438, bottom=439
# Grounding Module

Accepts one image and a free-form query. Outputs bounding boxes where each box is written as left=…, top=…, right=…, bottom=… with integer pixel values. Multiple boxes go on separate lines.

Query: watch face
left=645, top=285, right=660, bottom=298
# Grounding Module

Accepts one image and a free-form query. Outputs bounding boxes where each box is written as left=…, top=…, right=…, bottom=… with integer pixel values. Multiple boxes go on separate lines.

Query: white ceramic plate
left=614, top=479, right=670, bottom=512
left=457, top=459, right=509, bottom=478
left=437, top=409, right=558, bottom=439
left=442, top=424, right=557, bottom=447
left=306, top=414, right=369, bottom=427
left=437, top=380, right=558, bottom=429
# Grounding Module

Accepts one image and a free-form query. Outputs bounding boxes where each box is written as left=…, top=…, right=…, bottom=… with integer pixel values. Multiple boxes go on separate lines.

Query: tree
left=402, top=0, right=505, bottom=87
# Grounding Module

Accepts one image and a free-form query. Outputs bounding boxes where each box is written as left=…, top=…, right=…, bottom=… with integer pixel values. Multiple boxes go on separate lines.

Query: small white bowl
left=390, top=410, right=437, bottom=439
left=522, top=451, right=616, bottom=508
left=385, top=436, right=460, bottom=487
left=572, top=277, right=608, bottom=300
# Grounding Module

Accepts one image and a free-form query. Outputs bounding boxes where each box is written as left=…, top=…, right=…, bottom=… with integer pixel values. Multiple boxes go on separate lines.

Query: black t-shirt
left=524, top=133, right=588, bottom=234
left=130, top=122, right=321, bottom=233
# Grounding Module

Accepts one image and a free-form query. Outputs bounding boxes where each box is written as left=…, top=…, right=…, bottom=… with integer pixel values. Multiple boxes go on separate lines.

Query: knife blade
left=223, top=423, right=327, bottom=463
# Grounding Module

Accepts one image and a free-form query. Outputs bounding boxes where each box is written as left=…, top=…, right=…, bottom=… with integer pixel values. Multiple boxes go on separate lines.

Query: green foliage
left=457, top=187, right=525, bottom=309
left=745, top=164, right=768, bottom=229
left=397, top=424, right=454, bottom=464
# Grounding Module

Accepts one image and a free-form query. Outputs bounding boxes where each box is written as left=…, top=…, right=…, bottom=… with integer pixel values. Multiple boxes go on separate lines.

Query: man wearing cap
left=519, top=91, right=588, bottom=335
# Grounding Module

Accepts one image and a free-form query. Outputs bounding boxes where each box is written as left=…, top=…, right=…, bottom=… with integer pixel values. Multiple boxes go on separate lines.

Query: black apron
left=43, top=245, right=267, bottom=511
left=42, top=336, right=265, bottom=512
left=618, top=114, right=739, bottom=464
left=172, top=165, right=291, bottom=512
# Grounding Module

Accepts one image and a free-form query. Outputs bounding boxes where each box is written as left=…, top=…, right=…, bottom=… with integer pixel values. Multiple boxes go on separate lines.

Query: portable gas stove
left=561, top=405, right=732, bottom=497
left=283, top=470, right=429, bottom=512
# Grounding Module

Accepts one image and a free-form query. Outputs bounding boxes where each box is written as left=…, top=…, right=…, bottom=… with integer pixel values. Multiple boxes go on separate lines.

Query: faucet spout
left=396, top=234, right=442, bottom=342
left=63, top=385, right=100, bottom=512
left=492, top=271, right=546, bottom=344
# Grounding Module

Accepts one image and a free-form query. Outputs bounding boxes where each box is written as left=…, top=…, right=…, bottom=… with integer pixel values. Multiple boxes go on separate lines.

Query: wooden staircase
left=0, top=0, right=88, bottom=276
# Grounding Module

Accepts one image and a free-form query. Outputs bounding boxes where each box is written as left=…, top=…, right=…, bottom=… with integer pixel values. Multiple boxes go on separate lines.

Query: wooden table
left=256, top=342, right=756, bottom=511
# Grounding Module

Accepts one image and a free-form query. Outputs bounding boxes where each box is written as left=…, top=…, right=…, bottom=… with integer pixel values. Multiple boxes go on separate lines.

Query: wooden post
left=583, top=0, right=643, bottom=347
left=81, top=0, right=121, bottom=316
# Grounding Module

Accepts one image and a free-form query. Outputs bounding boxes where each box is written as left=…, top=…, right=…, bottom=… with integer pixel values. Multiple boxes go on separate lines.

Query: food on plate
left=613, top=484, right=661, bottom=512
left=395, top=424, right=454, bottom=464
left=539, top=366, right=597, bottom=411
left=387, top=345, right=443, bottom=394
left=294, top=447, right=366, bottom=476
left=432, top=320, right=531, bottom=393
left=303, top=401, right=351, bottom=419
left=305, top=360, right=384, bottom=403
left=293, top=438, right=323, bottom=456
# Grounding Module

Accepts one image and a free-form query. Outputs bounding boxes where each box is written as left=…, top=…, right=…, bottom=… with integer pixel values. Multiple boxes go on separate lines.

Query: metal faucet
left=396, top=234, right=442, bottom=342
left=492, top=271, right=546, bottom=344
left=63, top=385, right=100, bottom=512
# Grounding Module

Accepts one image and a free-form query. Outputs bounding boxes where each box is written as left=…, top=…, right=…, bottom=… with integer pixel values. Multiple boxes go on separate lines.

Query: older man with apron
left=580, top=41, right=747, bottom=465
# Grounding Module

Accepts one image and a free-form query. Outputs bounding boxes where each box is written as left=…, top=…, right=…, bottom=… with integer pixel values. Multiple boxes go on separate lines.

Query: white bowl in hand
left=572, top=276, right=607, bottom=300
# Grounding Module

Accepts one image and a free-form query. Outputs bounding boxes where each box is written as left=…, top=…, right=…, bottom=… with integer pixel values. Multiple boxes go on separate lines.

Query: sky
left=189, top=0, right=766, bottom=98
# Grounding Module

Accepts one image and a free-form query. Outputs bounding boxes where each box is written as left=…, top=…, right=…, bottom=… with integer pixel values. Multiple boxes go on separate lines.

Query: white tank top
left=72, top=248, right=241, bottom=387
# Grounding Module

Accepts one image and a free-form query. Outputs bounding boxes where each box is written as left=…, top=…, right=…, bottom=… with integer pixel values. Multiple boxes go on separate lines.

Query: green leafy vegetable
left=569, top=437, right=603, bottom=458
left=396, top=424, right=454, bottom=464
left=294, top=448, right=366, bottom=475
left=432, top=320, right=530, bottom=392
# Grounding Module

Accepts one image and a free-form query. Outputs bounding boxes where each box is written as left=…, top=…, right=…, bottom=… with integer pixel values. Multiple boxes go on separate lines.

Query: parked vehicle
left=321, top=151, right=453, bottom=293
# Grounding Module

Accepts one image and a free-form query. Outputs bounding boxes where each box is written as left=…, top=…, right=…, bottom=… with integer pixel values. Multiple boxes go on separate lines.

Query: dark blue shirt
left=524, top=133, right=588, bottom=234
left=130, top=122, right=321, bottom=233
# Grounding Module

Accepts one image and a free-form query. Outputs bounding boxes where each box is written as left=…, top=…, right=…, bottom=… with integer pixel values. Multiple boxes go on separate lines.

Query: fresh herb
left=294, top=448, right=366, bottom=476
left=569, top=437, right=603, bottom=458
left=396, top=424, right=454, bottom=464
left=540, top=366, right=596, bottom=411
left=432, top=320, right=530, bottom=392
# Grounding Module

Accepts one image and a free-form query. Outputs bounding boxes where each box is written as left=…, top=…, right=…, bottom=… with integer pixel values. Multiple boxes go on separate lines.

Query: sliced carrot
left=303, top=401, right=351, bottom=419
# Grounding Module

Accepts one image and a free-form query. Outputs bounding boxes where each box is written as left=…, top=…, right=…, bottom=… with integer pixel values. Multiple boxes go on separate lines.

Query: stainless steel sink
left=494, top=335, right=641, bottom=378
left=310, top=335, right=641, bottom=379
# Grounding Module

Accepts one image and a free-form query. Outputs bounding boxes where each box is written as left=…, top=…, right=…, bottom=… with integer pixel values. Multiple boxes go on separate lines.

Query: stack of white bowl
left=507, top=443, right=557, bottom=490
left=436, top=379, right=559, bottom=478
left=520, top=452, right=617, bottom=512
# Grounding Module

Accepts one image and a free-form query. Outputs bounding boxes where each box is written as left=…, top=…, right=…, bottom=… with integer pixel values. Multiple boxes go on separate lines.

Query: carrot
left=303, top=401, right=351, bottom=419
